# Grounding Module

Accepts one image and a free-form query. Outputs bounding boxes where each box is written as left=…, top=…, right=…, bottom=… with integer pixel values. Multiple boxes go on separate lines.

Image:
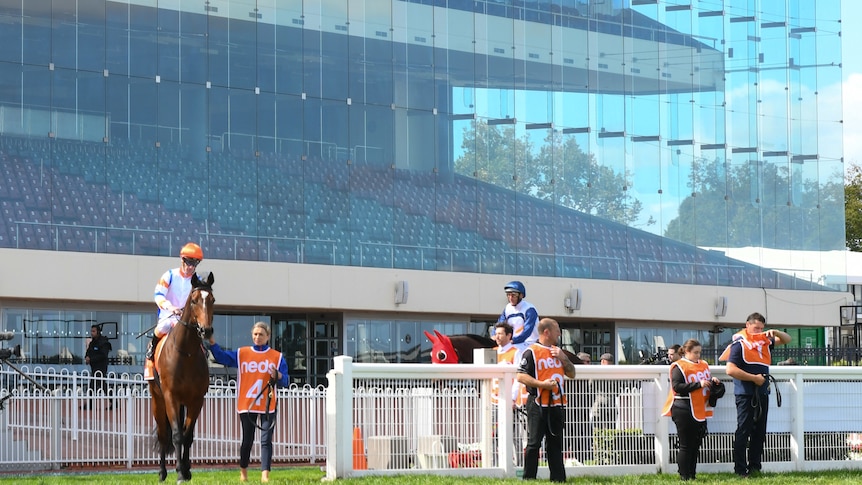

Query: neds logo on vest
left=240, top=360, right=275, bottom=374
left=536, top=356, right=563, bottom=371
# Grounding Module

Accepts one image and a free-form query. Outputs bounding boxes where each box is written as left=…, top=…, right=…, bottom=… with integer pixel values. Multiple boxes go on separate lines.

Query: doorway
left=270, top=314, right=341, bottom=387
left=271, top=316, right=308, bottom=386
left=310, top=319, right=339, bottom=387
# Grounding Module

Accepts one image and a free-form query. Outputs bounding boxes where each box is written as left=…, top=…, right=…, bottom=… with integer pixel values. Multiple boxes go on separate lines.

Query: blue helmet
left=503, top=280, right=526, bottom=297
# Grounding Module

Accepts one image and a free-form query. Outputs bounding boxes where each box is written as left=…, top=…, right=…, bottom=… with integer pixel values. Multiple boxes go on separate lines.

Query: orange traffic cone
left=353, top=427, right=367, bottom=470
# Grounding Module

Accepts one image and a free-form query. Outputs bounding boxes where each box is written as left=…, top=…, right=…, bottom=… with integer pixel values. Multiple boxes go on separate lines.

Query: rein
left=248, top=376, right=279, bottom=431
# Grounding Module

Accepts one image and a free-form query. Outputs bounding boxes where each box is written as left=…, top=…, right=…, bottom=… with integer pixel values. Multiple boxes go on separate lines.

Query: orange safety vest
left=524, top=344, right=567, bottom=407
left=718, top=329, right=773, bottom=364
left=661, top=359, right=713, bottom=422
left=492, top=344, right=519, bottom=405
left=236, top=346, right=283, bottom=413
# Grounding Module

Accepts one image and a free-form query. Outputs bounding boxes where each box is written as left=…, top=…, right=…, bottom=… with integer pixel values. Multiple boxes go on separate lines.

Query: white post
left=474, top=348, right=494, bottom=470
left=498, top=368, right=515, bottom=476
left=789, top=373, right=804, bottom=471
left=126, top=389, right=135, bottom=469
left=51, top=390, right=61, bottom=469
left=325, top=356, right=353, bottom=480
left=654, top=376, right=670, bottom=473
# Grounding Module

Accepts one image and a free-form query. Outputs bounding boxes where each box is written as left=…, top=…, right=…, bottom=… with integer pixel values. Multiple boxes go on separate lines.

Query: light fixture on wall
left=564, top=288, right=581, bottom=313
left=714, top=296, right=728, bottom=317
left=395, top=280, right=409, bottom=305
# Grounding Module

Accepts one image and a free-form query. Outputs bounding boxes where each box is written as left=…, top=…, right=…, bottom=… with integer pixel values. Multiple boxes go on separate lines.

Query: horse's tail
left=150, top=426, right=176, bottom=455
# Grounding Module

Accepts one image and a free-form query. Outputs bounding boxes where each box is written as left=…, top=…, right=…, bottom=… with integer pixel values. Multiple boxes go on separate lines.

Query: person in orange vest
left=662, top=339, right=721, bottom=481
left=516, top=318, right=576, bottom=483
left=720, top=312, right=791, bottom=478
left=209, top=322, right=289, bottom=483
left=492, top=322, right=520, bottom=404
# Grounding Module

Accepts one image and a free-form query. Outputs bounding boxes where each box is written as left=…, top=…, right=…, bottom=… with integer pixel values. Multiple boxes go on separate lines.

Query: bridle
left=171, top=287, right=214, bottom=356
left=178, top=317, right=212, bottom=341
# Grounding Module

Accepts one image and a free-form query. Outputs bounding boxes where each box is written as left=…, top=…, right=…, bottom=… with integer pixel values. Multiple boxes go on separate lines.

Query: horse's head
left=184, top=272, right=215, bottom=337
left=424, top=329, right=460, bottom=364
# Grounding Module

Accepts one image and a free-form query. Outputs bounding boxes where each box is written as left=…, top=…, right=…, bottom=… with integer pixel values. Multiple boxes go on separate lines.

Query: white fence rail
left=5, top=360, right=862, bottom=478
left=0, top=365, right=326, bottom=471
left=325, top=356, right=862, bottom=480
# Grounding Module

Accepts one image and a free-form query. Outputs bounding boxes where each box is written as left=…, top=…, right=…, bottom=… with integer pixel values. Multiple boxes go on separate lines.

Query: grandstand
left=0, top=0, right=851, bottom=389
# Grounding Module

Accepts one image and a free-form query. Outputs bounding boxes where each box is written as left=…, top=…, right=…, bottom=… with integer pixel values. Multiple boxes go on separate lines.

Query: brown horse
left=149, top=272, right=215, bottom=483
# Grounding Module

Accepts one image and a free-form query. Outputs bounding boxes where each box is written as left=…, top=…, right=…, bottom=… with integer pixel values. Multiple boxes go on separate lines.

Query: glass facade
left=0, top=0, right=844, bottom=289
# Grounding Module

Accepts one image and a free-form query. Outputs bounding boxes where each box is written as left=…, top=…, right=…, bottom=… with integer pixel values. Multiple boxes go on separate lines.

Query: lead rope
left=751, top=374, right=781, bottom=423
left=248, top=377, right=278, bottom=432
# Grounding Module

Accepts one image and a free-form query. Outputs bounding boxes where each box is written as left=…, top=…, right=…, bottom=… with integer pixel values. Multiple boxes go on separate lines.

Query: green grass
left=1, top=468, right=862, bottom=484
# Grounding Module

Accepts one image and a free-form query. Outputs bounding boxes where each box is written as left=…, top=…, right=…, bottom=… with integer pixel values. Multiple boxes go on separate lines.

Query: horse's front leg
left=179, top=402, right=204, bottom=482
left=158, top=449, right=168, bottom=483
left=171, top=417, right=186, bottom=482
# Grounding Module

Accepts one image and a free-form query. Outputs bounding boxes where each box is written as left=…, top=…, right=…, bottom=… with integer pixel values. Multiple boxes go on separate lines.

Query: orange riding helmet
left=180, top=242, right=204, bottom=260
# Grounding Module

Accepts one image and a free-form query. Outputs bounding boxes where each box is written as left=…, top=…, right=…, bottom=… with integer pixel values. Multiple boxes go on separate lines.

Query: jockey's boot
left=144, top=334, right=161, bottom=380
left=146, top=334, right=161, bottom=361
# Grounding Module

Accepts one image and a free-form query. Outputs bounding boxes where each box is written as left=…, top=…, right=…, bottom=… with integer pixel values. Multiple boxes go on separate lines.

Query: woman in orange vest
left=209, top=322, right=289, bottom=483
left=661, top=339, right=720, bottom=481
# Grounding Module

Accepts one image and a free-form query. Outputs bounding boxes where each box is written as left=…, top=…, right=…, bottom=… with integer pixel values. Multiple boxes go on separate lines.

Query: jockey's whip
left=136, top=323, right=158, bottom=340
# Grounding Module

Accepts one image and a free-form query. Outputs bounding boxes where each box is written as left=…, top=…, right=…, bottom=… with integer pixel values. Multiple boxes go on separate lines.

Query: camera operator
left=667, top=344, right=681, bottom=363
left=0, top=331, right=18, bottom=360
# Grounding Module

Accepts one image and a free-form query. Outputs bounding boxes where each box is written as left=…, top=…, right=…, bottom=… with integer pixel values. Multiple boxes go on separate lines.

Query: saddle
left=144, top=336, right=207, bottom=381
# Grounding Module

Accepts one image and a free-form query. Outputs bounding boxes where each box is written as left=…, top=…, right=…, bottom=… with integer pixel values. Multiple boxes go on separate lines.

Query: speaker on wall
left=714, top=296, right=728, bottom=317
left=564, top=288, right=581, bottom=312
left=395, top=280, right=409, bottom=305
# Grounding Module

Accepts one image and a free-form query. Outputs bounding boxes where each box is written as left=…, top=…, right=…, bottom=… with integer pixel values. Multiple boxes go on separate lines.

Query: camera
left=0, top=345, right=20, bottom=361
left=639, top=347, right=670, bottom=365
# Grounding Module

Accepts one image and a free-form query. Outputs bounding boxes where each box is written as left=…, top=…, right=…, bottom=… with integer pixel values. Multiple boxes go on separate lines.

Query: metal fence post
left=51, top=390, right=61, bottom=470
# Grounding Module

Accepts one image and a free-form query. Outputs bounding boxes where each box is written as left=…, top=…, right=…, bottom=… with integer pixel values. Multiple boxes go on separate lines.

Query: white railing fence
left=325, top=356, right=862, bottom=480
left=0, top=365, right=326, bottom=471
left=5, top=360, right=862, bottom=478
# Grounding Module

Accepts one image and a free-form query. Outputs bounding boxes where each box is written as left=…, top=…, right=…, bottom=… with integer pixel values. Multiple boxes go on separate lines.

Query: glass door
left=271, top=316, right=308, bottom=386
left=310, top=319, right=339, bottom=388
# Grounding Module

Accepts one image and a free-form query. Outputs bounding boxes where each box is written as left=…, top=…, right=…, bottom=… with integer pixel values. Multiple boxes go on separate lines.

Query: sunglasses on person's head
left=182, top=257, right=201, bottom=267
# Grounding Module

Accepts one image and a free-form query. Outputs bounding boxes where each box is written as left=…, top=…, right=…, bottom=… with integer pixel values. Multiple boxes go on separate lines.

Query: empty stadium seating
left=0, top=134, right=822, bottom=290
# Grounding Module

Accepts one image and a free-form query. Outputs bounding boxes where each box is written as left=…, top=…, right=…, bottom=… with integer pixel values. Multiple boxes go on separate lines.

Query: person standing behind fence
left=720, top=312, right=791, bottom=478
left=590, top=353, right=617, bottom=430
left=667, top=344, right=681, bottom=364
left=492, top=322, right=526, bottom=466
left=661, top=339, right=720, bottom=481
left=84, top=324, right=112, bottom=410
left=516, top=318, right=576, bottom=483
left=208, top=322, right=290, bottom=483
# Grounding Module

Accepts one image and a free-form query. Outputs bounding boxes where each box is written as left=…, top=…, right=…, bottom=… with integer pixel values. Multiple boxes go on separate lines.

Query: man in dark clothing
left=722, top=312, right=791, bottom=477
left=84, top=324, right=112, bottom=410
left=516, top=318, right=576, bottom=482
